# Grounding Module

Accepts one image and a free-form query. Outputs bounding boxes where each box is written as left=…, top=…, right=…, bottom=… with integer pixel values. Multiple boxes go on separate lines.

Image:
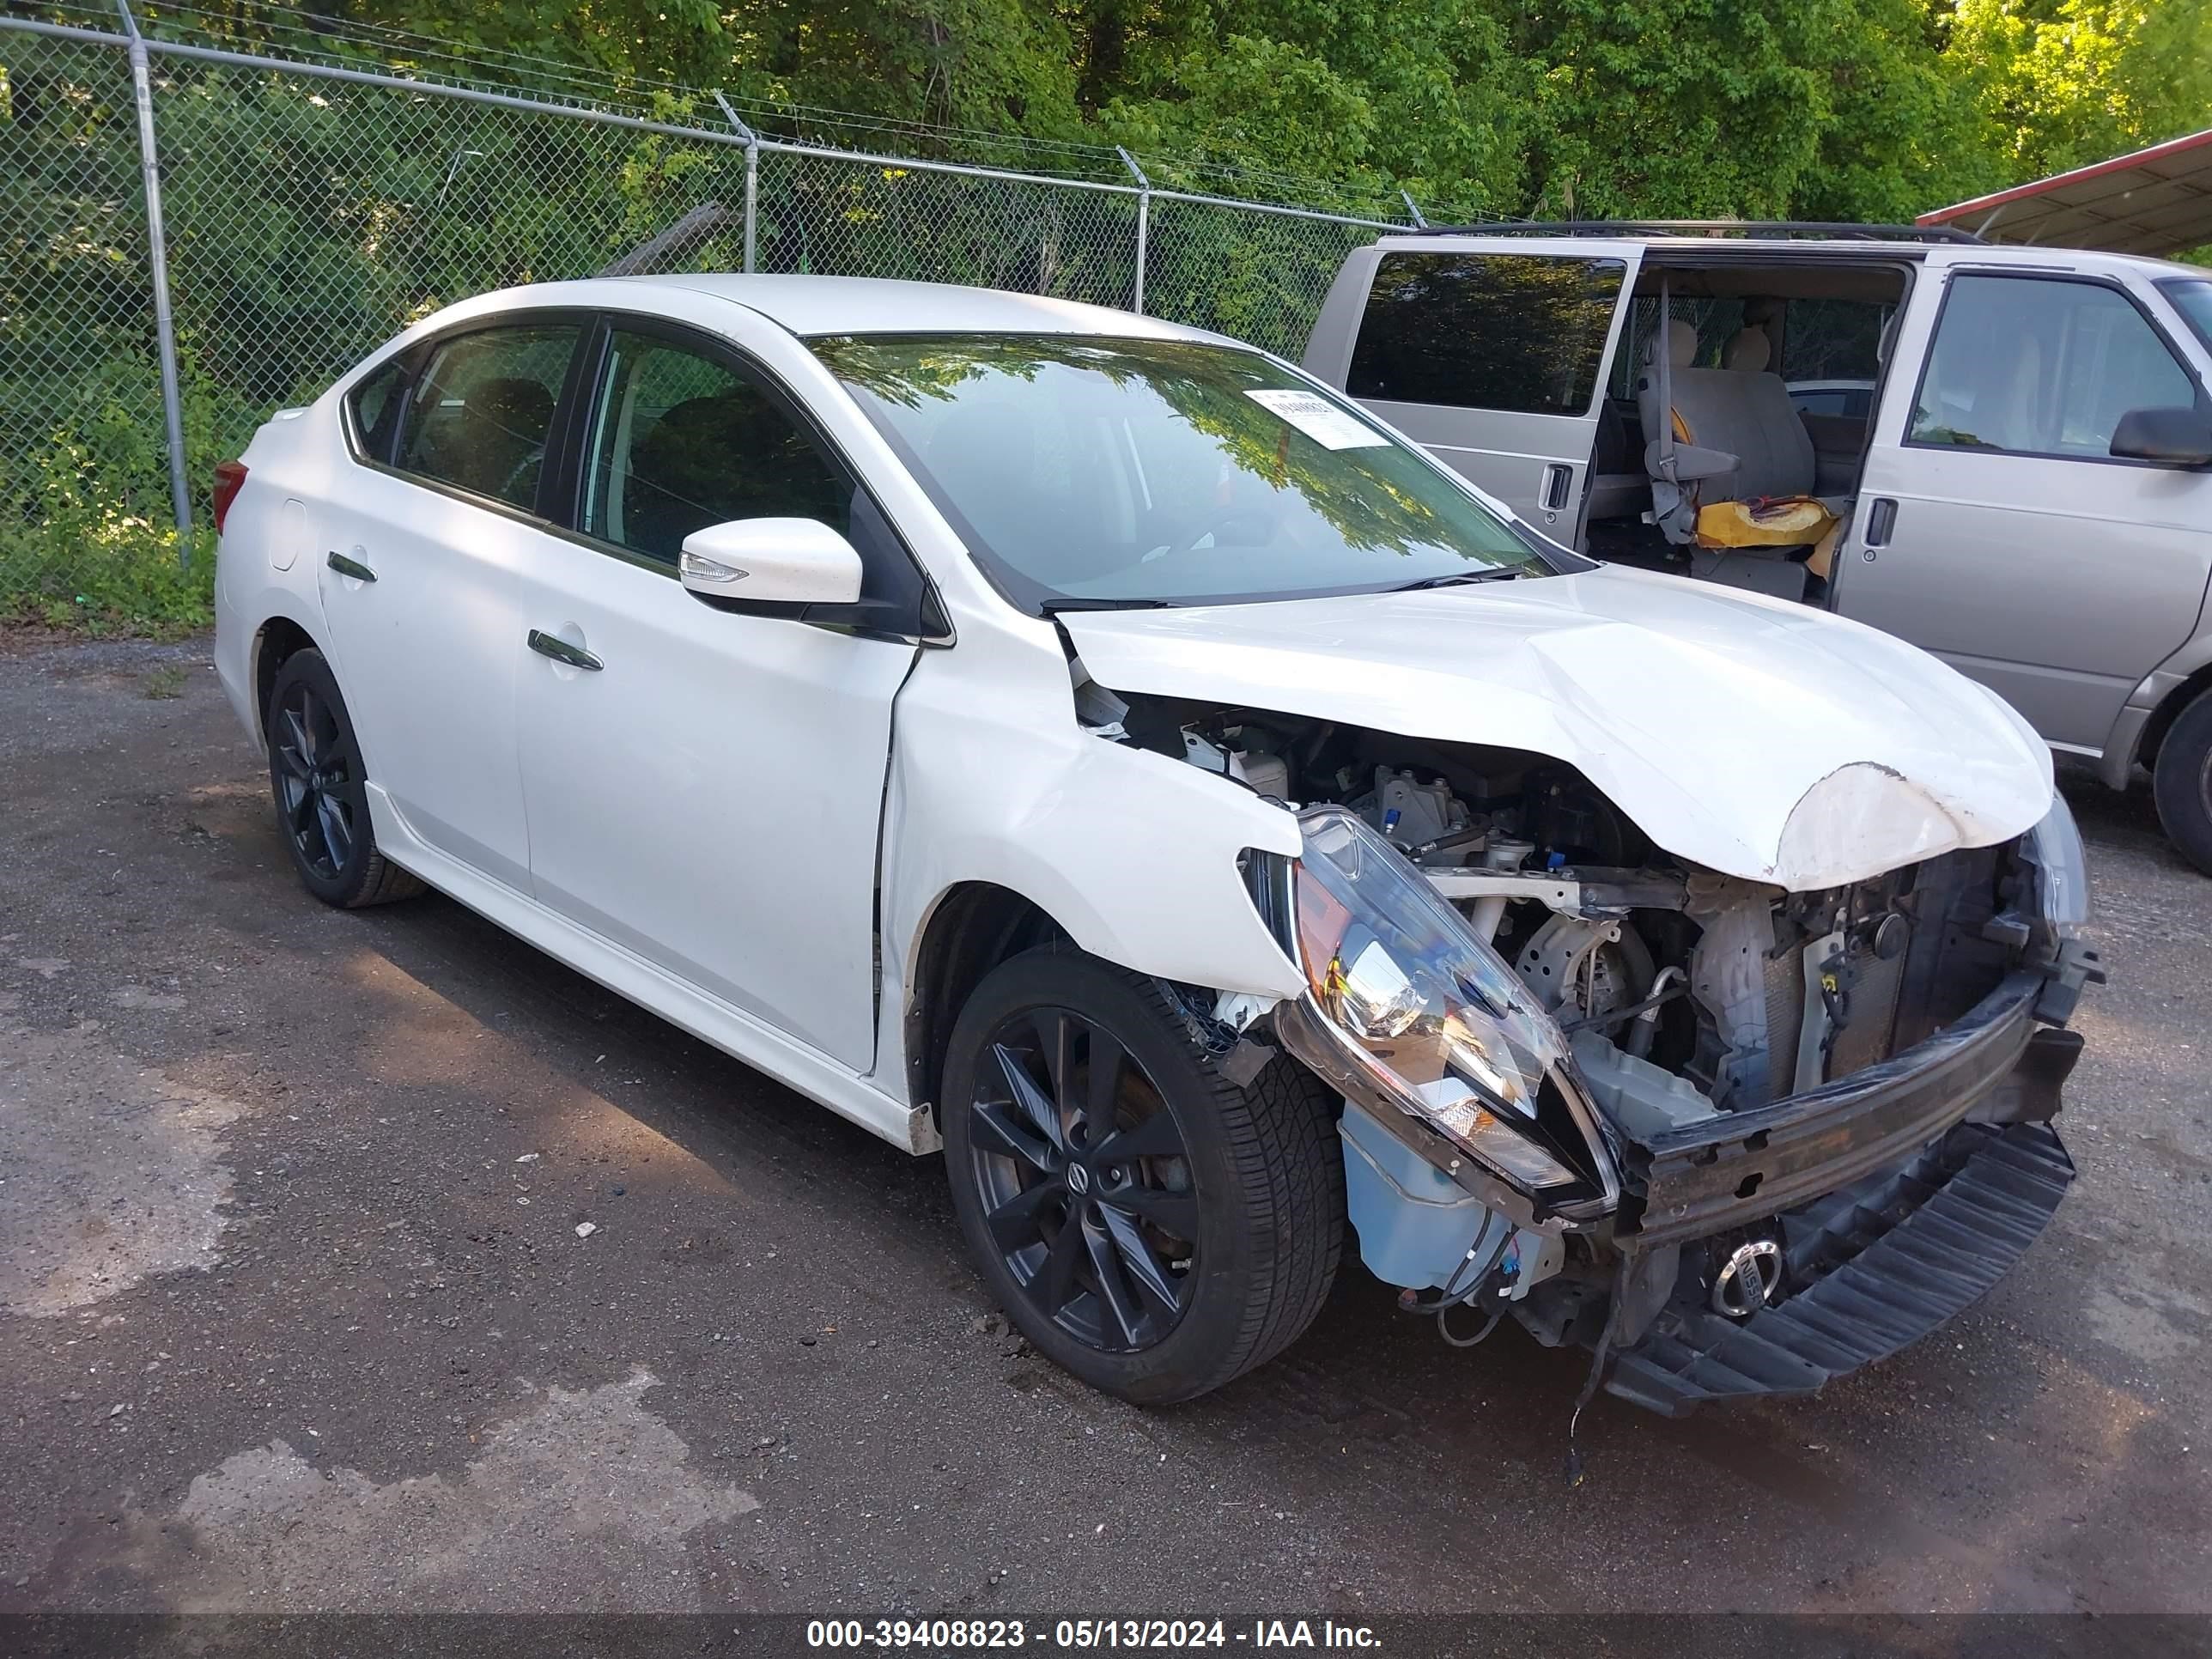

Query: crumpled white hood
left=1060, top=564, right=2054, bottom=890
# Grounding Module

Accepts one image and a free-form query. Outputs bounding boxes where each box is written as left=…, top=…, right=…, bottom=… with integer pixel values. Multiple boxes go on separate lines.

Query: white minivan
left=214, top=275, right=2099, bottom=1418
left=1302, top=224, right=2212, bottom=870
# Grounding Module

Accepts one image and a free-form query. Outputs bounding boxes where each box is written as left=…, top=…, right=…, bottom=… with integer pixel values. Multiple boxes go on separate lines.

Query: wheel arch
left=2138, top=662, right=2212, bottom=775
left=902, top=881, right=1073, bottom=1122
left=249, top=613, right=325, bottom=746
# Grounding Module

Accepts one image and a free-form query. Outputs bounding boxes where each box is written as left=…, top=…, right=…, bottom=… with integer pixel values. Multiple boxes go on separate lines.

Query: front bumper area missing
left=1606, top=1120, right=2074, bottom=1415
left=1624, top=971, right=2066, bottom=1249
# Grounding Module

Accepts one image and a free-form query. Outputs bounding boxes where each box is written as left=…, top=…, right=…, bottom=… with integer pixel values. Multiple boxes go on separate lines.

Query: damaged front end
left=1202, top=720, right=2102, bottom=1413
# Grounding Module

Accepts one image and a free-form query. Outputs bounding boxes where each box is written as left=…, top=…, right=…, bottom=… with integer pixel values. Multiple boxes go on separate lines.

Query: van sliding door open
left=1305, top=240, right=1640, bottom=545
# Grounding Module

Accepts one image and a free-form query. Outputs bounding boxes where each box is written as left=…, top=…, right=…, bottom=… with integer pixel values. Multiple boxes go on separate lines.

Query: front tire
left=2153, top=689, right=2212, bottom=877
left=940, top=945, right=1343, bottom=1404
left=265, top=647, right=423, bottom=908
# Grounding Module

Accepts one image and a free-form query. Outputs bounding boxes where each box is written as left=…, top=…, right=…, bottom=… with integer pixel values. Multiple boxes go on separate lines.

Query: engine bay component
left=1151, top=682, right=2090, bottom=1415
left=1570, top=1029, right=1718, bottom=1139
left=1340, top=1097, right=1513, bottom=1290
left=1369, top=766, right=1469, bottom=849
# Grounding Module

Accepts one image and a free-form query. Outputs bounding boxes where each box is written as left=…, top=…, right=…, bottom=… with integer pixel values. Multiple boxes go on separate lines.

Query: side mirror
left=679, top=518, right=863, bottom=606
left=2110, top=407, right=2212, bottom=468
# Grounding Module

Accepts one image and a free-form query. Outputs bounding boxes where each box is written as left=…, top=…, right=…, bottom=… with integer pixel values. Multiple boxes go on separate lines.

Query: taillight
left=212, top=460, right=248, bottom=536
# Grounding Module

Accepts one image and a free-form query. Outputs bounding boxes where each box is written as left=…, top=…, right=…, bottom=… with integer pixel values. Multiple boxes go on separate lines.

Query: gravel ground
left=0, top=635, right=2205, bottom=1617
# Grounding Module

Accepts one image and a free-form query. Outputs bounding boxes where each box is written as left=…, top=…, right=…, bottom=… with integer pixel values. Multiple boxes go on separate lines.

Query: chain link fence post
left=712, top=91, right=759, bottom=273
left=1118, top=147, right=1150, bottom=314
left=117, top=0, right=191, bottom=554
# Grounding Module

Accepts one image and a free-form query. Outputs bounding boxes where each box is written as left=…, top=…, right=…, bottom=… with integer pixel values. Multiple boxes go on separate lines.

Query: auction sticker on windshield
left=1243, top=387, right=1391, bottom=450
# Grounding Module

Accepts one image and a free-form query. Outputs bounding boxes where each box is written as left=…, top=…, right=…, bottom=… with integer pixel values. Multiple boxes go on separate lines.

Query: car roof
left=1374, top=230, right=2190, bottom=274
left=599, top=272, right=1224, bottom=343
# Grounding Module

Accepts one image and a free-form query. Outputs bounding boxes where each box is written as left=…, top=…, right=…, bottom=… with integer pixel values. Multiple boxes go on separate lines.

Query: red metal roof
left=1918, top=128, right=2212, bottom=257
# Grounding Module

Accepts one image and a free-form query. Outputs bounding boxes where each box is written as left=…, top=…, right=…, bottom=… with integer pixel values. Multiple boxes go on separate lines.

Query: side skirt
left=363, top=783, right=932, bottom=1154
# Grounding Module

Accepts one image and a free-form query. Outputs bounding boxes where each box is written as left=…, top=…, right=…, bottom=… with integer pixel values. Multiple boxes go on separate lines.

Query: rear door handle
left=1540, top=463, right=1573, bottom=513
left=326, top=550, right=376, bottom=582
left=1863, top=498, right=1897, bottom=550
left=527, top=629, right=604, bottom=672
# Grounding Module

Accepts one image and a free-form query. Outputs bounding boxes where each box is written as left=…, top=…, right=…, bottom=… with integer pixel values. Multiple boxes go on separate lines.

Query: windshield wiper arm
left=1389, top=568, right=1528, bottom=592
left=1039, top=597, right=1176, bottom=613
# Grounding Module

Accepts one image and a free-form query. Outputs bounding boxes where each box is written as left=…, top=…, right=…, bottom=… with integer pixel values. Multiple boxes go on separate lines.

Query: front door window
left=579, top=330, right=850, bottom=564
left=1911, top=276, right=2196, bottom=459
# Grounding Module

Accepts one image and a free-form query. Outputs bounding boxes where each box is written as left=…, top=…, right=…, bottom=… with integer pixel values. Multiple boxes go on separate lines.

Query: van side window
left=393, top=325, right=580, bottom=511
left=1347, top=253, right=1625, bottom=416
left=1911, top=276, right=2196, bottom=459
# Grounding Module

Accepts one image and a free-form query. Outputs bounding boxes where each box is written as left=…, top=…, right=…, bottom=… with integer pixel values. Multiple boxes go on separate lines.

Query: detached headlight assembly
left=1267, top=807, right=1619, bottom=1217
left=2021, top=792, right=2090, bottom=937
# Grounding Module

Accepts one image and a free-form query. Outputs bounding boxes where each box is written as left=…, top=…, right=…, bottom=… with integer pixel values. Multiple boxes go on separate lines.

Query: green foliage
left=295, top=0, right=2212, bottom=225
left=0, top=503, right=216, bottom=637
left=4, top=0, right=2206, bottom=635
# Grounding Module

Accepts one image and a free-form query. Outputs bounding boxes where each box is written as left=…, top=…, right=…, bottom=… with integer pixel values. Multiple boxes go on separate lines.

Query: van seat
left=1638, top=322, right=1824, bottom=503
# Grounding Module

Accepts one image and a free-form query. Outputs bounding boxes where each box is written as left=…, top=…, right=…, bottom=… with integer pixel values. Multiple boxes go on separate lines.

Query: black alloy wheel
left=272, top=673, right=357, bottom=883
left=941, top=946, right=1344, bottom=1404
left=264, top=647, right=423, bottom=908
left=967, top=1005, right=1198, bottom=1352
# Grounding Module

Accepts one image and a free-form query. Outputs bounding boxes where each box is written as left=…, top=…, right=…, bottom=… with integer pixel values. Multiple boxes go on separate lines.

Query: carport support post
left=119, top=1, right=193, bottom=556
left=713, top=92, right=759, bottom=273
left=1118, top=147, right=1150, bottom=314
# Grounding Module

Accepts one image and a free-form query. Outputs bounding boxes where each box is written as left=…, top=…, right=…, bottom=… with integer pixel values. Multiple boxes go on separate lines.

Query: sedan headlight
left=1267, top=807, right=1618, bottom=1215
left=2021, top=792, right=2090, bottom=936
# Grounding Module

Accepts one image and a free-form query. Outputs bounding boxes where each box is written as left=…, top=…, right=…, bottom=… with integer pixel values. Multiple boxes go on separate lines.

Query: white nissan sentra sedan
left=213, top=276, right=2103, bottom=1415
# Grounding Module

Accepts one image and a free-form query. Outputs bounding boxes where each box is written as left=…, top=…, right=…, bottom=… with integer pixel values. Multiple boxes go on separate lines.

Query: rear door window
left=393, top=324, right=580, bottom=511
left=1346, top=253, right=1625, bottom=416
left=344, top=358, right=410, bottom=463
left=1911, top=276, right=2197, bottom=459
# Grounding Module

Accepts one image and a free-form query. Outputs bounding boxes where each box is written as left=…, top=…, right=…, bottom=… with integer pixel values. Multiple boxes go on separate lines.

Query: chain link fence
left=0, top=10, right=1414, bottom=628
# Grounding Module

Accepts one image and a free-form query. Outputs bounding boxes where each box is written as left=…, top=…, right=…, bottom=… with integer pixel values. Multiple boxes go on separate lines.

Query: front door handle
left=527, top=629, right=604, bottom=672
left=326, top=550, right=376, bottom=582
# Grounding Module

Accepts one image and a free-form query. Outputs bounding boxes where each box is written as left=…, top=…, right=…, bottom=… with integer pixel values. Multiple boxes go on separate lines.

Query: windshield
left=809, top=334, right=1553, bottom=610
left=2160, top=279, right=2212, bottom=356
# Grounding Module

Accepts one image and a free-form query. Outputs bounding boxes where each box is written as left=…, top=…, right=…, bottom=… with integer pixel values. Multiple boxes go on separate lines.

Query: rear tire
left=940, top=945, right=1343, bottom=1404
left=265, top=647, right=424, bottom=908
left=2153, top=689, right=2212, bottom=877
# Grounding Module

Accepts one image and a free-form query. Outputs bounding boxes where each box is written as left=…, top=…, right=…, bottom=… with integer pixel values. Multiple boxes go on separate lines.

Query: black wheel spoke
left=1092, top=1108, right=1185, bottom=1164
left=286, top=779, right=317, bottom=832
left=969, top=1097, right=1057, bottom=1172
left=315, top=793, right=353, bottom=869
left=1097, top=1203, right=1185, bottom=1316
left=1103, top=1181, right=1199, bottom=1242
left=993, top=1043, right=1066, bottom=1153
left=982, top=1177, right=1060, bottom=1252
left=1081, top=1214, right=1148, bottom=1346
left=277, top=708, right=313, bottom=780
left=1085, top=1028, right=1127, bottom=1125
left=1036, top=1216, right=1085, bottom=1317
left=1032, top=1009, right=1074, bottom=1107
